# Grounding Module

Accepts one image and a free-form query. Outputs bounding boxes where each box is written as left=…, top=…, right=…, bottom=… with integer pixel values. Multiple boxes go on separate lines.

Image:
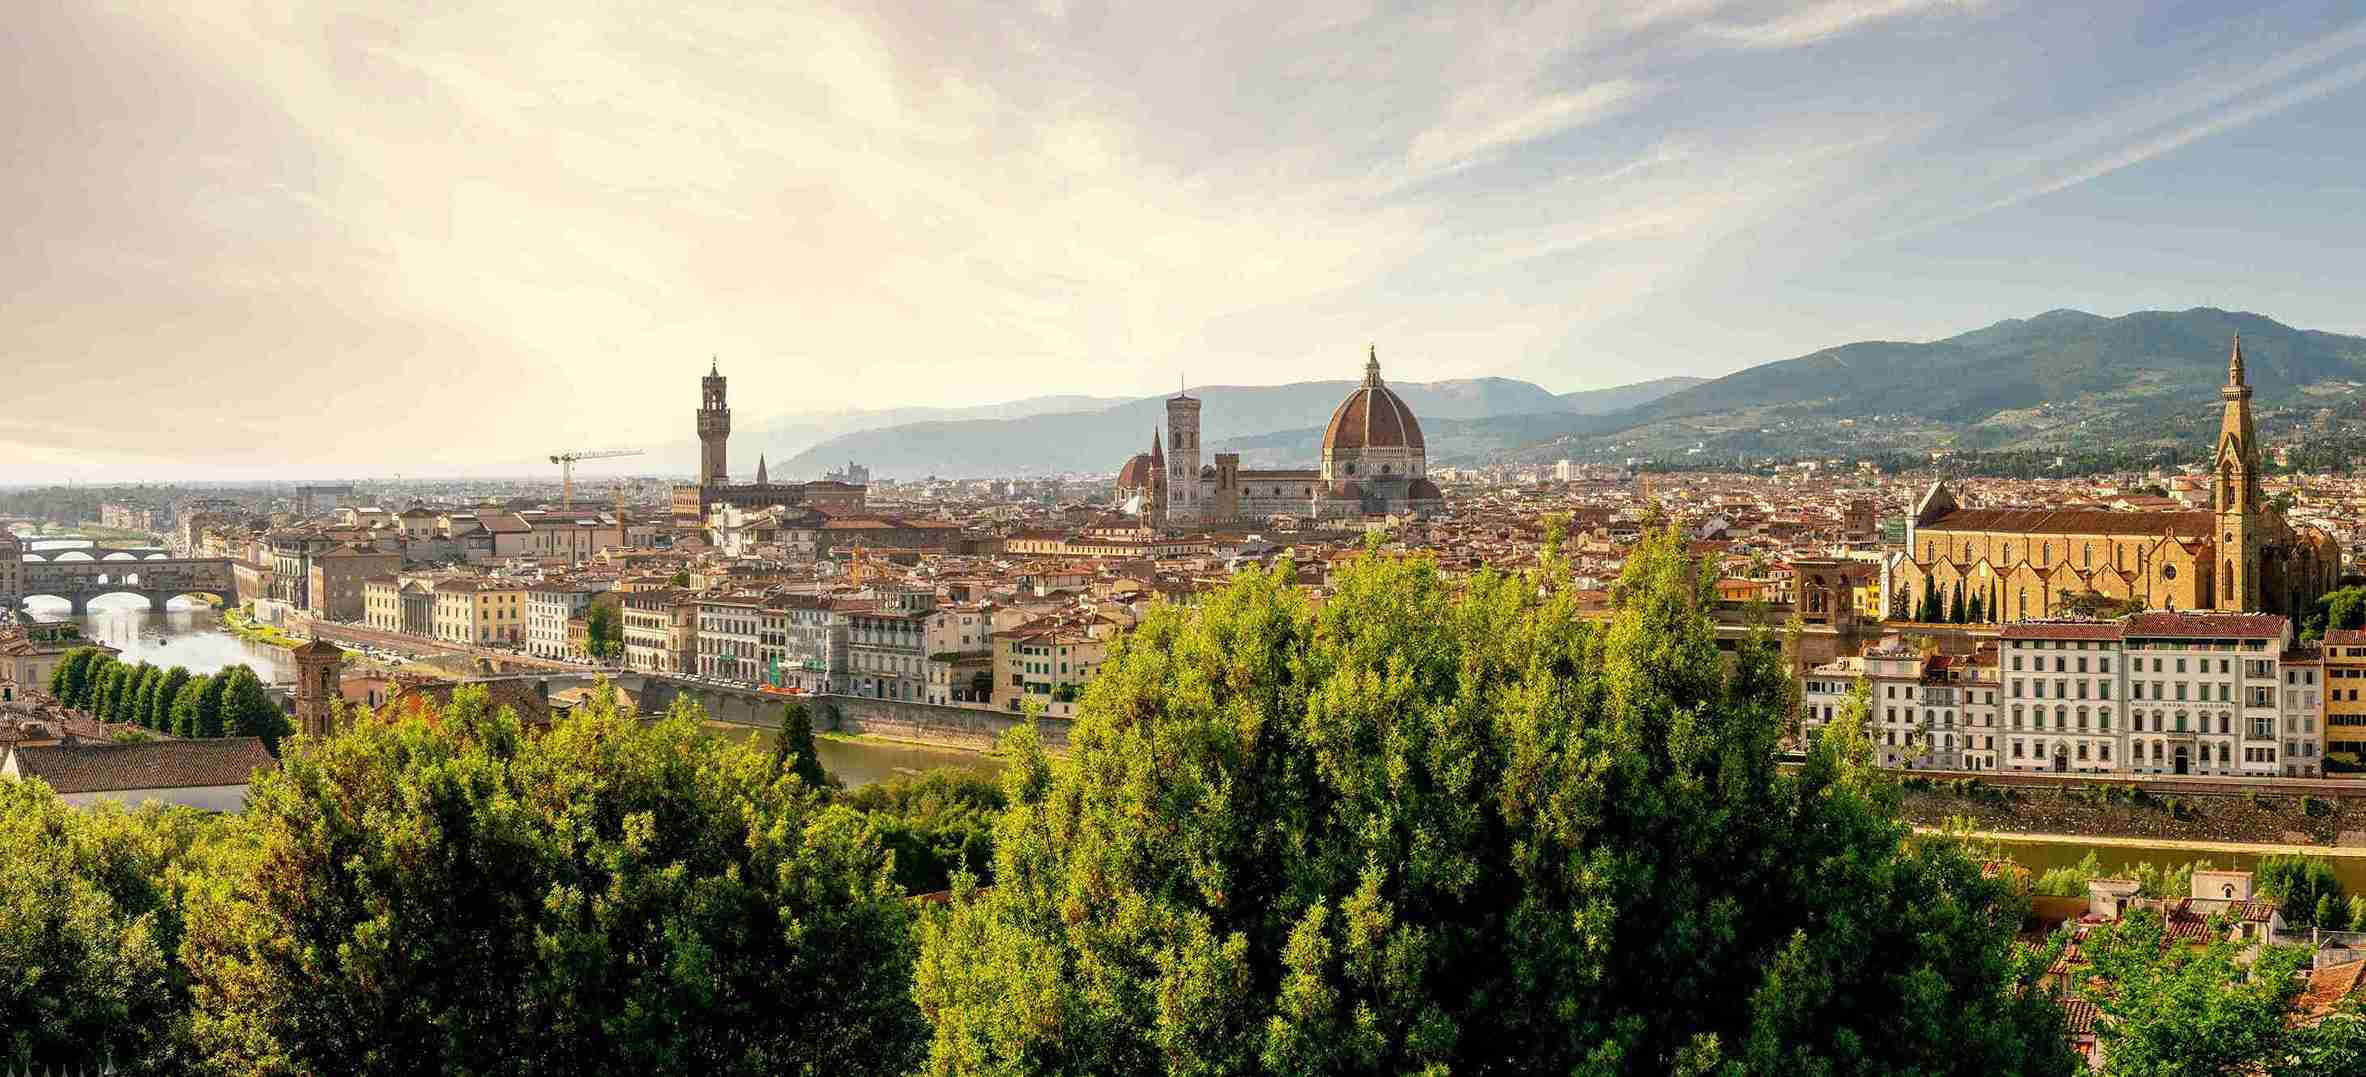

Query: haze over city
left=10, top=0, right=2366, bottom=481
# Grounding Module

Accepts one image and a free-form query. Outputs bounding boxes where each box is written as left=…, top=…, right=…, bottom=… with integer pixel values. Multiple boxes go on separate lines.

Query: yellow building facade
left=1893, top=337, right=2338, bottom=623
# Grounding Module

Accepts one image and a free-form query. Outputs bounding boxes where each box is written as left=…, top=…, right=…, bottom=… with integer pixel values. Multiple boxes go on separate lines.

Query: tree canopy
left=181, top=684, right=924, bottom=1076
left=913, top=529, right=2075, bottom=1075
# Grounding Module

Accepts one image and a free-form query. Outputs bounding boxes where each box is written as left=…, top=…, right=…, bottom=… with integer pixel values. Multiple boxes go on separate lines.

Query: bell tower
left=2213, top=334, right=2263, bottom=611
left=291, top=637, right=346, bottom=738
left=698, top=359, right=731, bottom=487
left=1165, top=387, right=1201, bottom=523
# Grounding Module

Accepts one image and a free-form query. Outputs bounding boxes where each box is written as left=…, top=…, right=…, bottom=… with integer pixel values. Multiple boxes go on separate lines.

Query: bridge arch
left=101, top=551, right=140, bottom=562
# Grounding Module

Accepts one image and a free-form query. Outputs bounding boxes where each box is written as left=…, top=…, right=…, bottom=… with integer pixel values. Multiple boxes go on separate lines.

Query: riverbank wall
left=1899, top=776, right=2366, bottom=849
left=631, top=678, right=1069, bottom=752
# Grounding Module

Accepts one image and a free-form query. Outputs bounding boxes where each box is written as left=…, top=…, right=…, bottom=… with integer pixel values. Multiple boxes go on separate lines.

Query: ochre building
left=1892, top=337, right=2337, bottom=622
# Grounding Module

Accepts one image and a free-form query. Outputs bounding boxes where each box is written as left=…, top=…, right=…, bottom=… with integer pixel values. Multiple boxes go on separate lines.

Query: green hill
left=1500, top=308, right=2366, bottom=462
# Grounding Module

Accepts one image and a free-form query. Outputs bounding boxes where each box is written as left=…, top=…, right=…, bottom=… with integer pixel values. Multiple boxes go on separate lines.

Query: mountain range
left=1492, top=307, right=2366, bottom=463
left=677, top=308, right=2364, bottom=482
left=772, top=376, right=1703, bottom=478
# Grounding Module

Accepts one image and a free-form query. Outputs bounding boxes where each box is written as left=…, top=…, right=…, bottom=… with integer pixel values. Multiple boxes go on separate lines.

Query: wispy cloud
left=1700, top=0, right=1990, bottom=50
left=1407, top=79, right=1648, bottom=174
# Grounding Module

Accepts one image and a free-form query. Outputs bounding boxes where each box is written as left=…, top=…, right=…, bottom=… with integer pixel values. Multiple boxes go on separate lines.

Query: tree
left=0, top=778, right=231, bottom=1072
left=181, top=684, right=925, bottom=1075
left=1950, top=582, right=1968, bottom=623
left=913, top=531, right=2075, bottom=1075
left=583, top=601, right=623, bottom=661
left=2079, top=907, right=2318, bottom=1075
left=92, top=660, right=129, bottom=721
left=151, top=666, right=191, bottom=731
left=772, top=701, right=832, bottom=792
left=47, top=647, right=98, bottom=705
left=216, top=665, right=291, bottom=754
left=2257, top=854, right=2344, bottom=927
left=670, top=569, right=691, bottom=588
left=1968, top=588, right=1986, bottom=624
left=841, top=767, right=1006, bottom=895
left=124, top=663, right=161, bottom=727
left=169, top=674, right=213, bottom=739
left=191, top=670, right=231, bottom=738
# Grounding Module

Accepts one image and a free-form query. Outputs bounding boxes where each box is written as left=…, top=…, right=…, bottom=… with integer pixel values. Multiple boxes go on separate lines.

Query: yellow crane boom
left=549, top=449, right=643, bottom=509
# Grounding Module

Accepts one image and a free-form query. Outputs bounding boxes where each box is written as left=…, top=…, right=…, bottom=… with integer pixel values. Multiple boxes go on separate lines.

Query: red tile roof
left=1923, top=508, right=2213, bottom=537
left=2000, top=621, right=2123, bottom=640
left=2121, top=611, right=2288, bottom=638
left=4, top=737, right=276, bottom=793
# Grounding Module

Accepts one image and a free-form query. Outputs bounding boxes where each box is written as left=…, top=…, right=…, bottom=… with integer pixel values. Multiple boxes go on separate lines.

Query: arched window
left=2077, top=706, right=2089, bottom=731
left=2175, top=711, right=2188, bottom=733
left=2040, top=544, right=2049, bottom=566
left=2012, top=704, right=2023, bottom=730
left=2083, top=542, right=2091, bottom=566
left=1964, top=542, right=1973, bottom=561
left=2055, top=705, right=2068, bottom=730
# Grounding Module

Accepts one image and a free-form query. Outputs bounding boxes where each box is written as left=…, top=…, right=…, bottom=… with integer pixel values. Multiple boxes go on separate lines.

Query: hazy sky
left=9, top=0, right=2366, bottom=481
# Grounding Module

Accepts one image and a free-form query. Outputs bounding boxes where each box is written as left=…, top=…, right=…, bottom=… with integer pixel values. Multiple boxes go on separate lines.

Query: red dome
left=1323, top=349, right=1425, bottom=453
left=1116, top=453, right=1154, bottom=488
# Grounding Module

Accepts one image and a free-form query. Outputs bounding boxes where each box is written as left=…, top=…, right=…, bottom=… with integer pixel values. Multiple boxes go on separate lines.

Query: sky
left=8, top=0, right=2366, bottom=481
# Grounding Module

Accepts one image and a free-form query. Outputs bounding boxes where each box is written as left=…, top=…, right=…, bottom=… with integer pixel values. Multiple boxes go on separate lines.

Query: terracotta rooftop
left=2121, top=611, right=2288, bottom=639
left=2000, top=621, right=2123, bottom=640
left=1922, top=507, right=2213, bottom=537
left=3, top=737, right=276, bottom=794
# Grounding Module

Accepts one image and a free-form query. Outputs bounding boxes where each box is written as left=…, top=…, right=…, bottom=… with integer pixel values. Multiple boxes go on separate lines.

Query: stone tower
left=698, top=359, right=731, bottom=487
left=1165, top=388, right=1201, bottom=523
left=291, top=637, right=345, bottom=738
left=2213, top=334, right=2263, bottom=611
left=1147, top=428, right=1168, bottom=529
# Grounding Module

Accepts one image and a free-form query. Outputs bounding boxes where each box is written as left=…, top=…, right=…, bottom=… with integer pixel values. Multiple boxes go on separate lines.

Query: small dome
left=1322, top=347, right=1425, bottom=453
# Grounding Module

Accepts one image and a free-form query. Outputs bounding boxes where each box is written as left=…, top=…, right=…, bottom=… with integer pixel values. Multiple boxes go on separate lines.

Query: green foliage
left=913, top=531, right=2076, bottom=1075
left=2256, top=854, right=2344, bottom=927
left=47, top=648, right=98, bottom=707
left=583, top=601, right=624, bottom=661
left=670, top=569, right=692, bottom=588
left=2304, top=585, right=2366, bottom=641
left=0, top=779, right=239, bottom=1072
left=168, top=674, right=212, bottom=739
left=179, top=684, right=923, bottom=1075
left=771, top=702, right=833, bottom=793
left=214, top=665, right=291, bottom=754
left=2078, top=908, right=2327, bottom=1076
left=150, top=667, right=191, bottom=731
left=841, top=768, right=1007, bottom=895
left=192, top=672, right=230, bottom=739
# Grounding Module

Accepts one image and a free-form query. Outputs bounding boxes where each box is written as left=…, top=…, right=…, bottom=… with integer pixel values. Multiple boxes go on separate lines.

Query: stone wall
left=635, top=677, right=1068, bottom=751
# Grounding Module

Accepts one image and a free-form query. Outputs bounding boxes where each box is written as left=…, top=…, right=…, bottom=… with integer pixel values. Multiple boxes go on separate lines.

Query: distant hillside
left=780, top=377, right=1577, bottom=478
left=1558, top=376, right=1705, bottom=414
left=1493, top=308, right=2366, bottom=462
left=640, top=393, right=1132, bottom=473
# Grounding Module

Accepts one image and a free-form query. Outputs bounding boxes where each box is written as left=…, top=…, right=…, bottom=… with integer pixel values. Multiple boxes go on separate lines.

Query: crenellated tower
left=2213, top=334, right=2263, bottom=610
left=698, top=359, right=731, bottom=487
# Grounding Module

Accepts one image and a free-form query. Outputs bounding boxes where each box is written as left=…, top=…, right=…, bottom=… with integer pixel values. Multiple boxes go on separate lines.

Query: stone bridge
left=16, top=546, right=175, bottom=562
left=14, top=555, right=238, bottom=614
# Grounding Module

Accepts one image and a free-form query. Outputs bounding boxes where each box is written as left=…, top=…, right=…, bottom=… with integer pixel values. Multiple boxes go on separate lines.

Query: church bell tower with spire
left=2213, top=334, right=2264, bottom=611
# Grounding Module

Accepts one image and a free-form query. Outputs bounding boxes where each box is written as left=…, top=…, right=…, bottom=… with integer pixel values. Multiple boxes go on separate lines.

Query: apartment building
left=696, top=596, right=764, bottom=682
left=306, top=546, right=401, bottom=622
left=526, top=580, right=612, bottom=660
left=992, top=619, right=1110, bottom=718
left=1804, top=611, right=2309, bottom=779
left=621, top=590, right=692, bottom=674
left=430, top=577, right=527, bottom=646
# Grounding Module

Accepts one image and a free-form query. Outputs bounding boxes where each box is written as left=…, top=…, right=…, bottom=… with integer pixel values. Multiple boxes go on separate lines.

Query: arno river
left=20, top=535, right=988, bottom=787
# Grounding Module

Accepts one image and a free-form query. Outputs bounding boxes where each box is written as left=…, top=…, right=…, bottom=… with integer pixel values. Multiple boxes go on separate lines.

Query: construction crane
left=549, top=449, right=643, bottom=509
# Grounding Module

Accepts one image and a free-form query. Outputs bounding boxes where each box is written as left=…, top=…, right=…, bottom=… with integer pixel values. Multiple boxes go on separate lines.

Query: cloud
left=1700, top=0, right=1989, bottom=50
left=1407, top=79, right=1649, bottom=175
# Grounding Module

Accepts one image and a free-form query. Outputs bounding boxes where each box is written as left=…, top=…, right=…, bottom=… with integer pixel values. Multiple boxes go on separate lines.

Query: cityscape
left=10, top=2, right=2366, bottom=1074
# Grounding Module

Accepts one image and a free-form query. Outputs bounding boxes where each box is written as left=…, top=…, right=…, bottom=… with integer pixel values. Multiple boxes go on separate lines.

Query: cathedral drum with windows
left=1890, top=336, right=2338, bottom=622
